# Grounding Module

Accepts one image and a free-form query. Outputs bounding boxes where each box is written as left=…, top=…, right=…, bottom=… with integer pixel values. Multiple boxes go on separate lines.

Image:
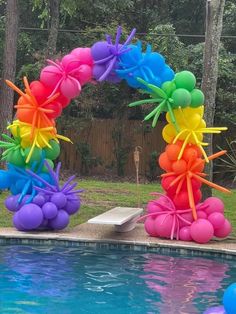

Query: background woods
left=0, top=0, right=235, bottom=179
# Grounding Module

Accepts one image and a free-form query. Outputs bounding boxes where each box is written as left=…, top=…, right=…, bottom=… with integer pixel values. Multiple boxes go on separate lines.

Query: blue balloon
left=223, top=283, right=236, bottom=314
left=0, top=170, right=12, bottom=189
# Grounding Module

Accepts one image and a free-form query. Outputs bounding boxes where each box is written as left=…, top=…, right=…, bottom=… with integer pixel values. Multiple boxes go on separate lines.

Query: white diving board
left=88, top=207, right=143, bottom=232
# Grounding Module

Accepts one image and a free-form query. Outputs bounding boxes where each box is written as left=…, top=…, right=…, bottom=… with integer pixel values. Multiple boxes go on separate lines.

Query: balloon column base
left=5, top=192, right=81, bottom=232
left=143, top=195, right=232, bottom=244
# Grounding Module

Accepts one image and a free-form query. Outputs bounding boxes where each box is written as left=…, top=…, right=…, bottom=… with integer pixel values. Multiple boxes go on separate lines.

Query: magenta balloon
left=42, top=202, right=58, bottom=219
left=50, top=192, right=67, bottom=208
left=204, top=197, right=224, bottom=215
left=13, top=212, right=25, bottom=231
left=33, top=194, right=46, bottom=207
left=65, top=199, right=80, bottom=215
left=214, top=219, right=232, bottom=238
left=197, top=210, right=207, bottom=219
left=91, top=41, right=110, bottom=61
left=144, top=217, right=159, bottom=237
left=50, top=210, right=69, bottom=230
left=208, top=212, right=225, bottom=230
left=18, top=204, right=43, bottom=230
left=146, top=201, right=162, bottom=214
left=179, top=212, right=194, bottom=228
left=190, top=219, right=214, bottom=244
left=179, top=226, right=192, bottom=241
left=203, top=305, right=226, bottom=314
left=154, top=214, right=174, bottom=238
left=71, top=48, right=93, bottom=66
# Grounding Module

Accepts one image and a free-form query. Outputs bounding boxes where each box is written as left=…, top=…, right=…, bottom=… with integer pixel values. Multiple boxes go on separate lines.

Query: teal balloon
left=223, top=283, right=236, bottom=314
left=6, top=149, right=25, bottom=167
left=190, top=89, right=205, bottom=107
left=24, top=146, right=42, bottom=163
left=161, top=81, right=176, bottom=97
left=172, top=88, right=191, bottom=108
left=175, top=71, right=196, bottom=91
left=44, top=140, right=60, bottom=160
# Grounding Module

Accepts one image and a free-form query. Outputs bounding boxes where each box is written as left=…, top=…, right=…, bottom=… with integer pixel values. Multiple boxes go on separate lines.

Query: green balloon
left=175, top=71, right=196, bottom=91
left=6, top=149, right=25, bottom=167
left=172, top=88, right=191, bottom=108
left=44, top=140, right=60, bottom=160
left=24, top=146, right=42, bottom=163
left=161, top=81, right=176, bottom=97
left=42, top=159, right=54, bottom=173
left=190, top=89, right=205, bottom=107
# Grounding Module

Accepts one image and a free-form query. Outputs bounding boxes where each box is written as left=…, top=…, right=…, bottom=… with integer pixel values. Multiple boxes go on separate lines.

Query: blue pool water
left=0, top=245, right=235, bottom=314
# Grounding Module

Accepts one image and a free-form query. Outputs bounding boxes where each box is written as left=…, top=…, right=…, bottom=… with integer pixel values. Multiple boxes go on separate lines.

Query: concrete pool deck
left=0, top=223, right=236, bottom=256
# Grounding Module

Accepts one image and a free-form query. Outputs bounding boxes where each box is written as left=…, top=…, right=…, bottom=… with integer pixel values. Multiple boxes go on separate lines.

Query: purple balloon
left=64, top=198, right=80, bottom=215
left=50, top=210, right=69, bottom=230
left=5, top=195, right=20, bottom=212
left=203, top=305, right=226, bottom=314
left=93, top=64, right=106, bottom=81
left=33, top=194, right=46, bottom=207
left=50, top=192, right=67, bottom=209
left=13, top=212, right=25, bottom=231
left=91, top=41, right=110, bottom=61
left=18, top=204, right=43, bottom=230
left=42, top=202, right=58, bottom=219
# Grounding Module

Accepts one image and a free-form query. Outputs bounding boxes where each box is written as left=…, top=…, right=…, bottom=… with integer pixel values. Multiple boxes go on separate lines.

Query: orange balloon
left=159, top=152, right=172, bottom=171
left=172, top=159, right=187, bottom=174
left=165, top=143, right=182, bottom=161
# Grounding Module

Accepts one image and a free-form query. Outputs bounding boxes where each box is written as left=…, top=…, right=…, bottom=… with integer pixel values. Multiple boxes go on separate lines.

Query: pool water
left=0, top=245, right=235, bottom=314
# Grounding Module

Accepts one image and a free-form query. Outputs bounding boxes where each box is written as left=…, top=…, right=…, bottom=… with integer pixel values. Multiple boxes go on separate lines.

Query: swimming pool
left=0, top=244, right=235, bottom=314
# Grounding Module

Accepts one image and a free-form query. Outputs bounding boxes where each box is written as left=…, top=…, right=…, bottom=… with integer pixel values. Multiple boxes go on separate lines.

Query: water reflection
left=141, top=254, right=229, bottom=314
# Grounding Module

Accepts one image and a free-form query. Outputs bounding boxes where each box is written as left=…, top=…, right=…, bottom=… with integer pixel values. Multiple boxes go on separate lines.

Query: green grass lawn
left=0, top=180, right=235, bottom=235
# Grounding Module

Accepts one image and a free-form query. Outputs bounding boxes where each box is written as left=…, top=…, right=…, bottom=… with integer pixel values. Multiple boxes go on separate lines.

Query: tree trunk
left=46, top=0, right=60, bottom=59
left=0, top=0, right=19, bottom=133
left=201, top=0, right=225, bottom=199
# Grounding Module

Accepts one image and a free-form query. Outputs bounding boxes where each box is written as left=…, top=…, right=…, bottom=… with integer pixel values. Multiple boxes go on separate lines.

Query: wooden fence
left=59, top=119, right=166, bottom=176
left=59, top=118, right=232, bottom=177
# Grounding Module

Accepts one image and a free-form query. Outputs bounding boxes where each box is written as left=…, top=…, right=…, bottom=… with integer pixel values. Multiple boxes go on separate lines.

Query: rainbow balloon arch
left=0, top=26, right=232, bottom=243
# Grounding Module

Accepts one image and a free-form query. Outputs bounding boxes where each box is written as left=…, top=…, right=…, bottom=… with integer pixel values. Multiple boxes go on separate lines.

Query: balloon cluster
left=204, top=283, right=236, bottom=314
left=1, top=48, right=93, bottom=230
left=141, top=194, right=231, bottom=244
left=1, top=26, right=232, bottom=238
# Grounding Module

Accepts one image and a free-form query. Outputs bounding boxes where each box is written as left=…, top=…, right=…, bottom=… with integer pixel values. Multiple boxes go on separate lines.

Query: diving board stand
left=88, top=207, right=143, bottom=232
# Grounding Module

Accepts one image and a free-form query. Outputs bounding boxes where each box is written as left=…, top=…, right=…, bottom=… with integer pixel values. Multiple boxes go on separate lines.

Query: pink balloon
left=77, top=64, right=92, bottom=85
left=208, top=212, right=225, bottom=230
left=204, top=197, right=224, bottom=215
left=214, top=219, right=232, bottom=238
left=154, top=214, right=174, bottom=239
left=179, top=226, right=192, bottom=241
left=197, top=210, right=207, bottom=219
left=60, top=77, right=81, bottom=99
left=144, top=217, right=159, bottom=237
left=190, top=219, right=214, bottom=244
left=40, top=65, right=62, bottom=88
left=61, top=54, right=81, bottom=72
left=179, top=212, right=194, bottom=228
left=71, top=47, right=93, bottom=66
left=146, top=201, right=162, bottom=214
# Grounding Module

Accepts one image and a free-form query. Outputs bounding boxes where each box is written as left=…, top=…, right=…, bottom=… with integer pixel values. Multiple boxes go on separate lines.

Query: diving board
left=88, top=207, right=143, bottom=232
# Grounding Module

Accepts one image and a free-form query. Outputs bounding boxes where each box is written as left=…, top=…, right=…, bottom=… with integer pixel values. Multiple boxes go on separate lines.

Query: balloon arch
left=0, top=26, right=232, bottom=243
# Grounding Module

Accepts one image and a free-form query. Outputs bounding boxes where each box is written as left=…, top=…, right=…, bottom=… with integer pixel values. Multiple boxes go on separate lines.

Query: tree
left=0, top=0, right=19, bottom=134
left=46, top=0, right=60, bottom=58
left=201, top=0, right=225, bottom=197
